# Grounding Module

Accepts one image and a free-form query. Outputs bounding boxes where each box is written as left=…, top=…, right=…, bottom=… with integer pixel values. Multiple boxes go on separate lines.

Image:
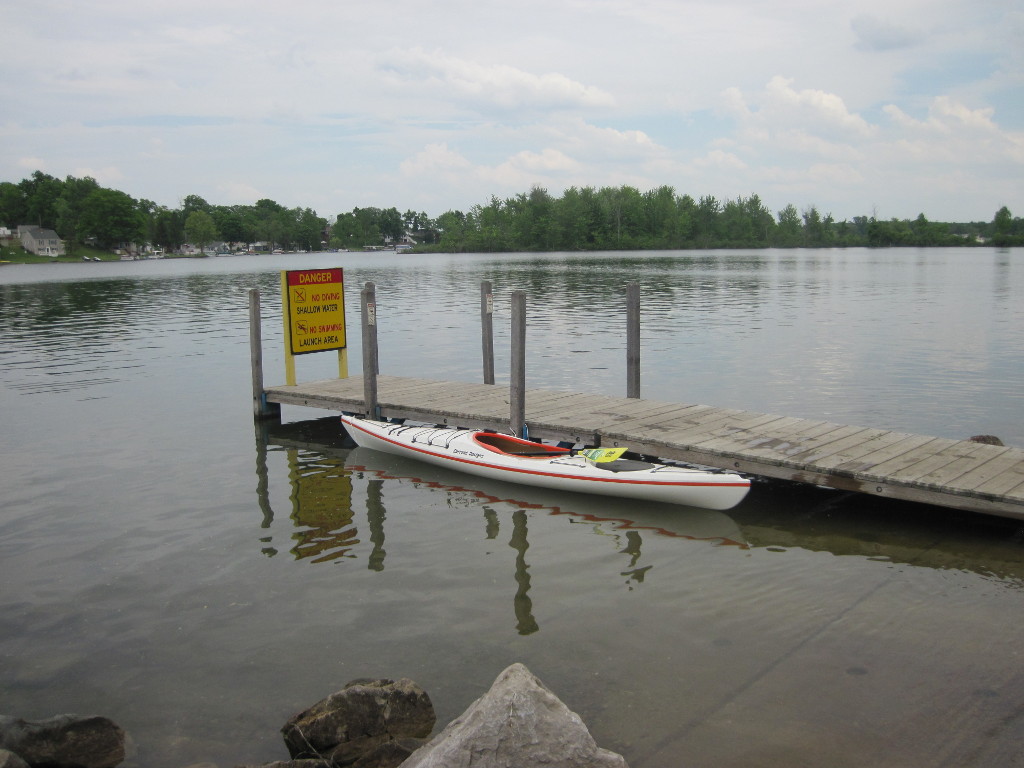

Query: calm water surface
left=1, top=249, right=1023, bottom=768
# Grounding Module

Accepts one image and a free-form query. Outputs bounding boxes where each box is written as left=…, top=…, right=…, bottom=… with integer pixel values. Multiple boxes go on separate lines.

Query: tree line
left=3, top=171, right=1023, bottom=256
left=429, top=186, right=1024, bottom=251
left=1, top=171, right=328, bottom=255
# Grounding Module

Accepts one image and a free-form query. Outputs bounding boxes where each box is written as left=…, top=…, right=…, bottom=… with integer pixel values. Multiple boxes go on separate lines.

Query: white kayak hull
left=341, top=414, right=750, bottom=510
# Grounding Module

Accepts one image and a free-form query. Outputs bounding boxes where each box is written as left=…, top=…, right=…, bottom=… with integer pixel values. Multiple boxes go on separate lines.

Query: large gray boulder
left=281, top=678, right=434, bottom=765
left=0, top=715, right=125, bottom=768
left=401, top=663, right=629, bottom=768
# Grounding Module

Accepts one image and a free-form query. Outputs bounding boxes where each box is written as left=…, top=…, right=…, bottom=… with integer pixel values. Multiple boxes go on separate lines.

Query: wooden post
left=510, top=290, right=526, bottom=438
left=249, top=288, right=281, bottom=420
left=481, top=280, right=495, bottom=385
left=361, top=281, right=379, bottom=418
left=626, top=281, right=640, bottom=399
left=280, top=272, right=297, bottom=386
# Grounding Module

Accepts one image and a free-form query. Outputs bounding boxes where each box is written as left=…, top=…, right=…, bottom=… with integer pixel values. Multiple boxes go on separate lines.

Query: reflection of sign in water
left=284, top=268, right=346, bottom=355
left=288, top=452, right=358, bottom=563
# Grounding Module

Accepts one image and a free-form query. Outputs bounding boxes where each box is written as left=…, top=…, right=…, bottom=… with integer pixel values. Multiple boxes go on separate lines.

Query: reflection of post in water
left=366, top=479, right=386, bottom=571
left=253, top=420, right=279, bottom=556
left=620, top=530, right=652, bottom=587
left=253, top=420, right=275, bottom=530
left=509, top=509, right=539, bottom=635
left=483, top=507, right=500, bottom=540
left=286, top=449, right=359, bottom=563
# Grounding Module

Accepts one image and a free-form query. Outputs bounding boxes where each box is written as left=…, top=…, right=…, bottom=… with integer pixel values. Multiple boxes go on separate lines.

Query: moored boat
left=340, top=414, right=751, bottom=510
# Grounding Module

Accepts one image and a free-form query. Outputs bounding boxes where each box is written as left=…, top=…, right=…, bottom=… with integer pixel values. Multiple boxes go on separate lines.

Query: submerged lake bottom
left=1, top=249, right=1022, bottom=767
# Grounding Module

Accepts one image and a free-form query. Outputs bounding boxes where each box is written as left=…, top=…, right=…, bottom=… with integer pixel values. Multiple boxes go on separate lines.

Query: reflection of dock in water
left=257, top=418, right=1024, bottom=587
left=255, top=417, right=749, bottom=636
left=255, top=417, right=361, bottom=564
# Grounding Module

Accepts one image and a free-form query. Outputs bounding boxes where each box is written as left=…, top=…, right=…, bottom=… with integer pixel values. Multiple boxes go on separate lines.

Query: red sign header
left=286, top=268, right=342, bottom=287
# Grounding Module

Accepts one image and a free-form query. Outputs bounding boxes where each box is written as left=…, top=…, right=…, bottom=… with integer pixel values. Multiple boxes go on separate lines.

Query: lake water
left=1, top=249, right=1023, bottom=768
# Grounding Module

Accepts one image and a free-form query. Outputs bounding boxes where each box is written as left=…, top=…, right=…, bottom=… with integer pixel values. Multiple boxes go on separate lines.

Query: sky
left=2, top=0, right=1022, bottom=224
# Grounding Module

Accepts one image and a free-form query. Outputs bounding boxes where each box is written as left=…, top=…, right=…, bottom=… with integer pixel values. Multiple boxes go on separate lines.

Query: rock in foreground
left=281, top=678, right=434, bottom=766
left=0, top=714, right=125, bottom=768
left=402, top=663, right=629, bottom=768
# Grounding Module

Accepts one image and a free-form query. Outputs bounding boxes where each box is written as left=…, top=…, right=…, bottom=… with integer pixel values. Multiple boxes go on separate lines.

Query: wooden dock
left=264, top=375, right=1024, bottom=521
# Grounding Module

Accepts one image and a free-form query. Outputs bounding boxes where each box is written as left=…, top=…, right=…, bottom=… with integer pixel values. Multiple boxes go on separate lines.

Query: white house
left=19, top=225, right=65, bottom=257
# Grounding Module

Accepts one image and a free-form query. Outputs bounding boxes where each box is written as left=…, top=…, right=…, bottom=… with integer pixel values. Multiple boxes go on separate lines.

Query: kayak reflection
left=344, top=446, right=747, bottom=637
left=343, top=445, right=747, bottom=553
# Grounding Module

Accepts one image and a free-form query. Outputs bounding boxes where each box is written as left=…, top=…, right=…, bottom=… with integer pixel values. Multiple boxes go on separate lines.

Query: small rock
left=281, top=678, right=434, bottom=765
left=402, top=663, right=629, bottom=768
left=0, top=715, right=125, bottom=768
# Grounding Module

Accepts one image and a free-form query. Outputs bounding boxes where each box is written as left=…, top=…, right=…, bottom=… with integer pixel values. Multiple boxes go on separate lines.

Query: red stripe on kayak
left=344, top=419, right=749, bottom=489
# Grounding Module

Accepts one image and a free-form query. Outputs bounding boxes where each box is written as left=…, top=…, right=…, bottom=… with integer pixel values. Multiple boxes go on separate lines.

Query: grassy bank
left=0, top=244, right=120, bottom=264
left=0, top=245, right=205, bottom=264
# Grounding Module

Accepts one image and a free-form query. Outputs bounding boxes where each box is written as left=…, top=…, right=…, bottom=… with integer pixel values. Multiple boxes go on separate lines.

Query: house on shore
left=18, top=225, right=65, bottom=257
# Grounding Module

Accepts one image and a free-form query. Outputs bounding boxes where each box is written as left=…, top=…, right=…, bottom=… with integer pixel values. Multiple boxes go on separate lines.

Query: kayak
left=340, top=414, right=751, bottom=510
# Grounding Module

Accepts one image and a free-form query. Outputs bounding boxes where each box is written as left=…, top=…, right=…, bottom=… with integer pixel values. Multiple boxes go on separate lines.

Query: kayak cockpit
left=471, top=433, right=658, bottom=472
left=472, top=432, right=569, bottom=458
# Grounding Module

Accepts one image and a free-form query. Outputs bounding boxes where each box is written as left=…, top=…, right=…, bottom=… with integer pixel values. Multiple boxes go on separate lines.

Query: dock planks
left=264, top=375, right=1024, bottom=520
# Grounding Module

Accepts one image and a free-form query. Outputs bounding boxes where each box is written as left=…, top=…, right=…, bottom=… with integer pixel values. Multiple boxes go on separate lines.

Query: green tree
left=0, top=181, right=27, bottom=226
left=435, top=210, right=468, bottom=251
left=867, top=217, right=913, bottom=247
left=79, top=188, right=142, bottom=249
left=596, top=186, right=645, bottom=248
left=693, top=195, right=721, bottom=248
left=992, top=206, right=1019, bottom=246
left=184, top=210, right=219, bottom=253
left=152, top=207, right=184, bottom=251
left=642, top=185, right=680, bottom=248
left=775, top=204, right=802, bottom=247
left=181, top=194, right=211, bottom=217
left=720, top=196, right=755, bottom=246
left=19, top=171, right=64, bottom=228
left=211, top=206, right=248, bottom=244
left=54, top=175, right=100, bottom=255
left=802, top=206, right=832, bottom=247
left=555, top=186, right=601, bottom=249
left=467, top=197, right=513, bottom=251
left=294, top=207, right=326, bottom=250
left=910, top=212, right=952, bottom=246
left=378, top=207, right=404, bottom=244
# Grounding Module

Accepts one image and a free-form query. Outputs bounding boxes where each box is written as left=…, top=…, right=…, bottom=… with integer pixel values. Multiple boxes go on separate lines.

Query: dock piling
left=481, top=281, right=495, bottom=385
left=361, top=281, right=379, bottom=418
left=627, top=282, right=640, bottom=399
left=249, top=288, right=281, bottom=421
left=510, top=290, right=526, bottom=438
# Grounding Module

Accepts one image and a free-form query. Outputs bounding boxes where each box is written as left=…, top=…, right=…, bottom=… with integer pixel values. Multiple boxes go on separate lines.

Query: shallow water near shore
left=1, top=249, right=1023, bottom=767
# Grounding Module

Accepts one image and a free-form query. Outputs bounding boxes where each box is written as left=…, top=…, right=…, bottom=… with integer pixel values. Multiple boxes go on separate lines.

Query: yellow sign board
left=283, top=268, right=346, bottom=355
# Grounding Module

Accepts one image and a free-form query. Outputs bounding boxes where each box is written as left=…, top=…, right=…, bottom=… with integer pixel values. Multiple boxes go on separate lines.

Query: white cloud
left=761, top=77, right=876, bottom=138
left=694, top=150, right=747, bottom=171
left=218, top=181, right=265, bottom=205
left=0, top=0, right=1021, bottom=222
left=381, top=49, right=615, bottom=113
left=850, top=14, right=923, bottom=51
left=72, top=166, right=125, bottom=185
left=400, top=143, right=474, bottom=178
left=881, top=97, right=1024, bottom=165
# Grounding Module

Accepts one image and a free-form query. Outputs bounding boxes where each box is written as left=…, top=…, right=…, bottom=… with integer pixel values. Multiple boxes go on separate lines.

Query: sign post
left=280, top=268, right=348, bottom=385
